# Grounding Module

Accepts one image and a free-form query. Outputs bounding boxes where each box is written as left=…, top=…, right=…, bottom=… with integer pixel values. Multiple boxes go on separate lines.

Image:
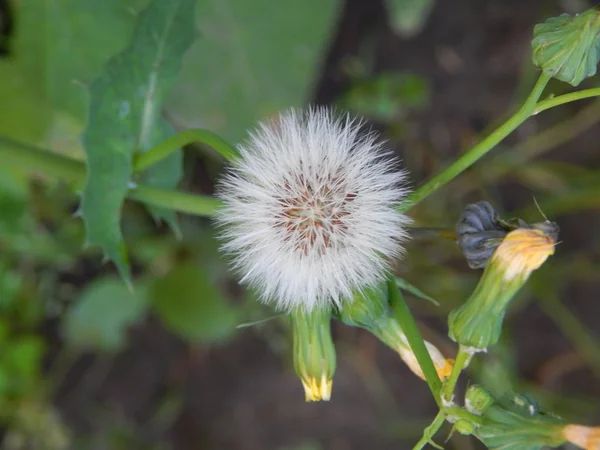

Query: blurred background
left=0, top=0, right=599, bottom=448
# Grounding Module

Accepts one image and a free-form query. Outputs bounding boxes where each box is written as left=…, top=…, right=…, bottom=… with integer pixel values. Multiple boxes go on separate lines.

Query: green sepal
left=532, top=7, right=600, bottom=86
left=476, top=403, right=566, bottom=450
left=448, top=262, right=525, bottom=349
left=291, top=306, right=336, bottom=401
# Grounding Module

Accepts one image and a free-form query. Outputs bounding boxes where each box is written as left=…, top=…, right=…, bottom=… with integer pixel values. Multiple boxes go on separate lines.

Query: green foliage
left=80, top=0, right=196, bottom=283
left=532, top=7, right=600, bottom=86
left=384, top=0, right=436, bottom=37
left=338, top=73, right=429, bottom=123
left=62, top=277, right=147, bottom=352
left=0, top=0, right=145, bottom=152
left=149, top=264, right=238, bottom=343
left=166, top=0, right=342, bottom=143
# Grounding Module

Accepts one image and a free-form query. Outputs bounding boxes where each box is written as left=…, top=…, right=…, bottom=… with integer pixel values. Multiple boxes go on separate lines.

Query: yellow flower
left=300, top=372, right=333, bottom=402
left=491, top=228, right=555, bottom=282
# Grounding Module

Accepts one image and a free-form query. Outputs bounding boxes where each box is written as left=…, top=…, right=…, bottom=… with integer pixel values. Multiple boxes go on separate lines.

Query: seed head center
left=277, top=177, right=355, bottom=255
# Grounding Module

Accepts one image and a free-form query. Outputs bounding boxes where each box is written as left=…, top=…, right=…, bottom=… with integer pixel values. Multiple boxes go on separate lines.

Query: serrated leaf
left=149, top=264, right=238, bottom=343
left=395, top=277, right=439, bottom=305
left=80, top=0, right=196, bottom=283
left=62, top=277, right=148, bottom=352
left=532, top=8, right=600, bottom=86
left=166, top=0, right=342, bottom=143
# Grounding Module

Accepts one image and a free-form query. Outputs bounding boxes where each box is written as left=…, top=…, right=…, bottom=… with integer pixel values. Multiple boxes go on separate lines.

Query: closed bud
left=338, top=283, right=454, bottom=381
left=465, top=385, right=495, bottom=416
left=291, top=307, right=336, bottom=402
left=455, top=419, right=476, bottom=436
left=449, top=228, right=556, bottom=350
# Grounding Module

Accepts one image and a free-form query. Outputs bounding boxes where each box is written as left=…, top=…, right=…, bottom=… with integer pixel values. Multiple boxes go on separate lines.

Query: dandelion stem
left=133, top=128, right=240, bottom=172
left=400, top=72, right=551, bottom=212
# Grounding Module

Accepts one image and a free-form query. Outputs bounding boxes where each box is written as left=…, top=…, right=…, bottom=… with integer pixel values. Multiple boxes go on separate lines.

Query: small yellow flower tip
left=562, top=424, right=600, bottom=450
left=492, top=228, right=556, bottom=282
left=398, top=341, right=452, bottom=380
left=437, top=358, right=455, bottom=380
left=301, top=374, right=333, bottom=402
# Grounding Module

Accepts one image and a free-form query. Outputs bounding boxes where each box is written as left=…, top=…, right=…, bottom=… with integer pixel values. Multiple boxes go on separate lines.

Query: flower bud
left=476, top=403, right=566, bottom=450
left=465, top=385, right=495, bottom=416
left=338, top=283, right=454, bottom=380
left=562, top=424, right=600, bottom=450
left=455, top=419, right=476, bottom=435
left=291, top=307, right=336, bottom=402
left=449, top=228, right=556, bottom=350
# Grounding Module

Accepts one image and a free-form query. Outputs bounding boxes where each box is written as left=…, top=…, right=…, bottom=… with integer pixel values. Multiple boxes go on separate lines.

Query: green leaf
left=0, top=62, right=53, bottom=146
left=532, top=7, right=600, bottom=86
left=149, top=264, right=238, bottom=343
left=395, top=277, right=439, bottom=305
left=62, top=277, right=148, bottom=352
left=166, top=0, right=342, bottom=143
left=13, top=0, right=145, bottom=120
left=80, top=0, right=196, bottom=283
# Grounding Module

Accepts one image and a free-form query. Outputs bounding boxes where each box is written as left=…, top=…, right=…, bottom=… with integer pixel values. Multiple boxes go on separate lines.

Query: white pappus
left=216, top=108, right=411, bottom=312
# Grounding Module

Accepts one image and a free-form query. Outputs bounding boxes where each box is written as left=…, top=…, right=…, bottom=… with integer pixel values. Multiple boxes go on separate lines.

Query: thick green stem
left=133, top=128, right=239, bottom=172
left=388, top=279, right=442, bottom=400
left=400, top=73, right=551, bottom=213
left=0, top=137, right=220, bottom=217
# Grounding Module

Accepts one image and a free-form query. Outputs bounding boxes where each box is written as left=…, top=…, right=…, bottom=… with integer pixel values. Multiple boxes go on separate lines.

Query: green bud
left=291, top=307, right=336, bottom=402
left=449, top=228, right=555, bottom=350
left=532, top=7, right=600, bottom=86
left=337, top=282, right=454, bottom=381
left=465, top=385, right=495, bottom=416
left=476, top=403, right=566, bottom=450
left=455, top=419, right=476, bottom=436
left=337, top=283, right=389, bottom=329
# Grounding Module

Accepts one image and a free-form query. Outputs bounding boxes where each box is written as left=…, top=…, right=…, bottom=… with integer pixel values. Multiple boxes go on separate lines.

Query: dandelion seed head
left=216, top=108, right=411, bottom=312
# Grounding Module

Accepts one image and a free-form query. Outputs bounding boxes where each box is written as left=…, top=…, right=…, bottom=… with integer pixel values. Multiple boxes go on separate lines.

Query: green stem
left=413, top=410, right=446, bottom=450
left=440, top=346, right=472, bottom=403
left=133, top=128, right=240, bottom=172
left=400, top=72, right=551, bottom=213
left=442, top=406, right=484, bottom=426
left=388, top=279, right=442, bottom=400
left=129, top=184, right=221, bottom=217
left=0, top=137, right=86, bottom=184
left=533, top=87, right=600, bottom=114
left=0, top=137, right=220, bottom=217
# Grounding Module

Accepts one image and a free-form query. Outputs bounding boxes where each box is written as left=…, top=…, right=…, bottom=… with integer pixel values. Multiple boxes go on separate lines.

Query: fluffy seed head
left=216, top=108, right=411, bottom=312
